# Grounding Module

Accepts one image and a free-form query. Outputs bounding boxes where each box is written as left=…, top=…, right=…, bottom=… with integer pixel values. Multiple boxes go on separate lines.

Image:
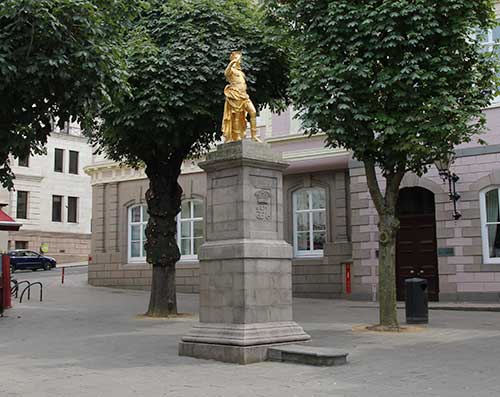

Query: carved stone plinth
left=179, top=140, right=310, bottom=364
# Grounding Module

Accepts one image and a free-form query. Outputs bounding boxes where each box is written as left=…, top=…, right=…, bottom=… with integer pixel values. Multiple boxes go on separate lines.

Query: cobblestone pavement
left=1, top=271, right=500, bottom=397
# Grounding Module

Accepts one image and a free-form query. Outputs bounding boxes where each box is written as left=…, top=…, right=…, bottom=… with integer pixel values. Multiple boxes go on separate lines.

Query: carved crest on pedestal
left=255, top=190, right=272, bottom=221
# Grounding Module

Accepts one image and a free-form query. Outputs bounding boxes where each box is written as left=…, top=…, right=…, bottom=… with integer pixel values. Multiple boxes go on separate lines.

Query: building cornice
left=51, top=131, right=88, bottom=143
left=349, top=144, right=500, bottom=169
left=12, top=173, right=44, bottom=183
left=282, top=147, right=349, bottom=161
left=485, top=101, right=500, bottom=111
left=84, top=159, right=205, bottom=185
left=85, top=143, right=349, bottom=186
left=265, top=132, right=326, bottom=144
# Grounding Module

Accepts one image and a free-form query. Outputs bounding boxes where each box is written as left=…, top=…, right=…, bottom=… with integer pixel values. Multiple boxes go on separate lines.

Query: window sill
left=125, top=260, right=149, bottom=269
left=482, top=259, right=500, bottom=265
left=127, top=258, right=147, bottom=264
left=125, top=259, right=200, bottom=266
left=293, top=254, right=324, bottom=260
left=179, top=256, right=199, bottom=263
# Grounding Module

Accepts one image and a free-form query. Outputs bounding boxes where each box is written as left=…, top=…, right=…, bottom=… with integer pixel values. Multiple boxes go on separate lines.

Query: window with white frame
left=480, top=187, right=500, bottom=264
left=128, top=205, right=148, bottom=261
left=293, top=188, right=327, bottom=257
left=477, top=22, right=500, bottom=53
left=177, top=199, right=204, bottom=260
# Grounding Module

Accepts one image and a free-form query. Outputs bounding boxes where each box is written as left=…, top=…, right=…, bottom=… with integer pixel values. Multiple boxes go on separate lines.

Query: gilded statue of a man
left=222, top=51, right=261, bottom=143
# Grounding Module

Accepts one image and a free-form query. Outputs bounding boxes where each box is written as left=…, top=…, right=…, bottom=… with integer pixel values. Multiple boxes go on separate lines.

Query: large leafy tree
left=268, top=0, right=498, bottom=327
left=0, top=0, right=135, bottom=189
left=87, top=0, right=289, bottom=317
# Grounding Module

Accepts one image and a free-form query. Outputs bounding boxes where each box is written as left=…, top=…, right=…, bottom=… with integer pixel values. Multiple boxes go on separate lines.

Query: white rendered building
left=0, top=122, right=92, bottom=263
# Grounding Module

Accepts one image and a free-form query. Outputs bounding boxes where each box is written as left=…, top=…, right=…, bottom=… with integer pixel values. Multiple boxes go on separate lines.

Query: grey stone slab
left=204, top=140, right=284, bottom=163
left=267, top=344, right=348, bottom=366
left=179, top=341, right=271, bottom=364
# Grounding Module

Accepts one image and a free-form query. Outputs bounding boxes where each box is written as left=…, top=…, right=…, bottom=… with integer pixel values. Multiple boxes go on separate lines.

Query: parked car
left=8, top=250, right=57, bottom=272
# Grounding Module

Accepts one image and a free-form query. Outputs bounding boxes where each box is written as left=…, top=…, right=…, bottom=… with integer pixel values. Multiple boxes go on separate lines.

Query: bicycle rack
left=11, top=280, right=30, bottom=298
left=19, top=282, right=43, bottom=303
left=10, top=279, right=18, bottom=295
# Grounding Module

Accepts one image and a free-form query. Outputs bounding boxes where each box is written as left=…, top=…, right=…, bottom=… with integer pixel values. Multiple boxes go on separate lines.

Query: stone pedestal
left=179, top=140, right=310, bottom=364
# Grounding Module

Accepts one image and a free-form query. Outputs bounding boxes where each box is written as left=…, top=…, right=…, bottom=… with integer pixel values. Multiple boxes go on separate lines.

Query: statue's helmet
left=230, top=51, right=242, bottom=61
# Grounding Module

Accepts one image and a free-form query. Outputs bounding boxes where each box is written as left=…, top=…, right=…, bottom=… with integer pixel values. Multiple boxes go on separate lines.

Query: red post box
left=345, top=262, right=352, bottom=295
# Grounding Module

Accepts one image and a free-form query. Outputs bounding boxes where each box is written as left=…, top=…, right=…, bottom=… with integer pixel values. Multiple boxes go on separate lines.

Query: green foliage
left=0, top=0, right=136, bottom=189
left=267, top=0, right=498, bottom=176
left=269, top=0, right=499, bottom=327
left=87, top=0, right=290, bottom=167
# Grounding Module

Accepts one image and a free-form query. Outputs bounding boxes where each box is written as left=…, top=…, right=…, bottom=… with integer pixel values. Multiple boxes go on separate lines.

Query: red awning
left=0, top=209, right=21, bottom=231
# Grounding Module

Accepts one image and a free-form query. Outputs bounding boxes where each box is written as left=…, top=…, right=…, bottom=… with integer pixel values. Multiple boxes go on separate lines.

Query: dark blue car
left=8, top=250, right=57, bottom=272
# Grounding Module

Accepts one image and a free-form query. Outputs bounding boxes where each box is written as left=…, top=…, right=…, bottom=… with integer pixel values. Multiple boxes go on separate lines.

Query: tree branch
left=385, top=168, right=405, bottom=211
left=26, top=22, right=35, bottom=59
left=364, top=159, right=384, bottom=215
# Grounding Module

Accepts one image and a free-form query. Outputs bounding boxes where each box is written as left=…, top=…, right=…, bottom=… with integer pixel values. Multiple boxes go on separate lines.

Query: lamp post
left=434, top=154, right=462, bottom=220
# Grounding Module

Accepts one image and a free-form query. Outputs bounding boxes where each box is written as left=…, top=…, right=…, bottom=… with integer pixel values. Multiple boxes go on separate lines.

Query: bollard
left=2, top=255, right=11, bottom=309
left=61, top=267, right=65, bottom=284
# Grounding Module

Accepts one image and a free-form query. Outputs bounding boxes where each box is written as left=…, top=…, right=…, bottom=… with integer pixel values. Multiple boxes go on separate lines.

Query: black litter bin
left=405, top=278, right=428, bottom=324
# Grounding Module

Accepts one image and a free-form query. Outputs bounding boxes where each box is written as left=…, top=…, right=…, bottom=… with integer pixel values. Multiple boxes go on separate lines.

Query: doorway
left=396, top=187, right=439, bottom=301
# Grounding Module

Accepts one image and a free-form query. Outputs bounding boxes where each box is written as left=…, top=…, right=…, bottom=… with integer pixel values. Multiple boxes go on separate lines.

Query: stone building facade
left=86, top=100, right=500, bottom=302
left=86, top=110, right=353, bottom=298
left=0, top=123, right=92, bottom=263
left=350, top=107, right=500, bottom=301
left=85, top=6, right=500, bottom=301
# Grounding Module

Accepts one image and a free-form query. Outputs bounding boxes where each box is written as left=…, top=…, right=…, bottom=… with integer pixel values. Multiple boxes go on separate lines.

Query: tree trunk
left=144, top=160, right=183, bottom=317
left=148, top=264, right=177, bottom=316
left=364, top=161, right=404, bottom=328
left=378, top=212, right=399, bottom=328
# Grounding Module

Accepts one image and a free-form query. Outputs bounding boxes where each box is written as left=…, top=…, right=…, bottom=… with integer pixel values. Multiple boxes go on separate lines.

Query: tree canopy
left=0, top=0, right=135, bottom=189
left=88, top=0, right=289, bottom=166
left=269, top=0, right=498, bottom=176
left=268, top=0, right=498, bottom=327
left=87, top=0, right=290, bottom=316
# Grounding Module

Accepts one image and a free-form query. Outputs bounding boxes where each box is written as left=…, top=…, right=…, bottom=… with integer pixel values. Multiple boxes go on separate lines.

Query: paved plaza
left=1, top=268, right=500, bottom=396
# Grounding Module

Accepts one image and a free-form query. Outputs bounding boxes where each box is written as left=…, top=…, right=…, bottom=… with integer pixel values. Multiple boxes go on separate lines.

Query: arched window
left=480, top=187, right=500, bottom=264
left=128, top=205, right=148, bottom=262
left=177, top=199, right=204, bottom=260
left=292, top=188, right=326, bottom=257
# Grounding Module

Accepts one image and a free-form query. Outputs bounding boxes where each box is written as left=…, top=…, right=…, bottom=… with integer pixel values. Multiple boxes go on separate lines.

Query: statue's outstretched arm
left=225, top=59, right=237, bottom=78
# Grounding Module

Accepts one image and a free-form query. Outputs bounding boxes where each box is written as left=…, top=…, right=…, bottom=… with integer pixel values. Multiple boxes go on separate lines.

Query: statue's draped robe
left=222, top=76, right=249, bottom=141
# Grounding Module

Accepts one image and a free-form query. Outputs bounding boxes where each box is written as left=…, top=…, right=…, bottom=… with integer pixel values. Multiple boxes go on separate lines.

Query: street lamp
left=434, top=153, right=462, bottom=220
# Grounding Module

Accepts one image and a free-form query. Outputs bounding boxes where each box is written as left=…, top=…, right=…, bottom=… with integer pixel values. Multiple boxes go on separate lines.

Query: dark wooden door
left=396, top=188, right=439, bottom=301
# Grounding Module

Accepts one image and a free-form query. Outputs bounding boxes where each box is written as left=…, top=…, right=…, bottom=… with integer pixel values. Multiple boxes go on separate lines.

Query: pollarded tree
left=0, top=0, right=136, bottom=189
left=268, top=0, right=498, bottom=328
left=87, top=0, right=289, bottom=317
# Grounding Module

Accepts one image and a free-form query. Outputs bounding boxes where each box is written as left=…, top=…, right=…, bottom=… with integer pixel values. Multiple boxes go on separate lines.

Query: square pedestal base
left=179, top=321, right=311, bottom=364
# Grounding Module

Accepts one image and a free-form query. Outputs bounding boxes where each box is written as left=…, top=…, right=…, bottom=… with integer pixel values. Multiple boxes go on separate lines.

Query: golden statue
left=222, top=51, right=261, bottom=143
